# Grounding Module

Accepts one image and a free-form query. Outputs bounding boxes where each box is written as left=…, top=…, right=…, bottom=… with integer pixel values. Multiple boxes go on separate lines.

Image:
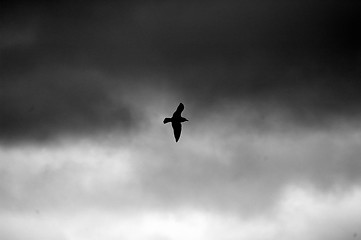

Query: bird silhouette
left=163, top=103, right=188, bottom=142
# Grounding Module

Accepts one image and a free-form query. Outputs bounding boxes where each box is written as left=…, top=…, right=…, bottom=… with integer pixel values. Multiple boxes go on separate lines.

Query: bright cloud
left=1, top=115, right=361, bottom=239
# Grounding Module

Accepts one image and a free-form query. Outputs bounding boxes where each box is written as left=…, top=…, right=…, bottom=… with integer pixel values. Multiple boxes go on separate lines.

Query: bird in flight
left=163, top=103, right=189, bottom=142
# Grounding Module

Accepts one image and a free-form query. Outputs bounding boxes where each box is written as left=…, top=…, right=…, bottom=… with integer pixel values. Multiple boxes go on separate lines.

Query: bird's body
left=163, top=103, right=188, bottom=142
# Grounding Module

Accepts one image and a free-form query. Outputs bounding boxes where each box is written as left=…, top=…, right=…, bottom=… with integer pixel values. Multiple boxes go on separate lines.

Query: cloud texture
left=1, top=1, right=361, bottom=239
left=1, top=0, right=361, bottom=141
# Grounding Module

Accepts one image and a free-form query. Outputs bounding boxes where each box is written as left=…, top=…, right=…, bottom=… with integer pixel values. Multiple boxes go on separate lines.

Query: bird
left=163, top=103, right=188, bottom=142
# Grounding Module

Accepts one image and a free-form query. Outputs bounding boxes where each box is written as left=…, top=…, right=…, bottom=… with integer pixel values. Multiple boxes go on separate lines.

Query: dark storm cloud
left=1, top=0, right=360, bottom=141
left=140, top=0, right=361, bottom=124
left=0, top=68, right=134, bottom=142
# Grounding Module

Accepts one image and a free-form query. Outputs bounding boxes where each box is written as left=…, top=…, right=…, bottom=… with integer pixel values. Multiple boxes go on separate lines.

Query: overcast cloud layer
left=1, top=0, right=361, bottom=141
left=1, top=1, right=361, bottom=239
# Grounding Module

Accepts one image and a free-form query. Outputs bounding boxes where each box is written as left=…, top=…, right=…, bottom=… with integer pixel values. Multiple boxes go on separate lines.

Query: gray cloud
left=129, top=126, right=361, bottom=215
left=1, top=110, right=361, bottom=238
left=1, top=2, right=361, bottom=239
left=1, top=120, right=361, bottom=216
left=0, top=68, right=136, bottom=143
left=1, top=1, right=361, bottom=142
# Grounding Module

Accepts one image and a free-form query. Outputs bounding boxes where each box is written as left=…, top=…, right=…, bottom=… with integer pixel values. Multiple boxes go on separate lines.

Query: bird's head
left=182, top=117, right=189, bottom=122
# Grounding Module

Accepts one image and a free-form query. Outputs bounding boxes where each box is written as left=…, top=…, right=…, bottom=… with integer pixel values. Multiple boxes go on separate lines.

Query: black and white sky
left=1, top=1, right=361, bottom=239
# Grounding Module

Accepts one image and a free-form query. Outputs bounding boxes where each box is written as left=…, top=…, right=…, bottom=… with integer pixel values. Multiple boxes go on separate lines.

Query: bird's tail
left=163, top=118, right=171, bottom=124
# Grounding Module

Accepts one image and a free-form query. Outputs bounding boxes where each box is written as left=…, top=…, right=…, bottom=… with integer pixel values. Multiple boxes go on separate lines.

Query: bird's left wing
left=173, top=103, right=184, bottom=117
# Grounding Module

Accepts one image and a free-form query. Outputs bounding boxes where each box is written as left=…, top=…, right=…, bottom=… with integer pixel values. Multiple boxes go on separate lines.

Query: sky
left=1, top=1, right=361, bottom=239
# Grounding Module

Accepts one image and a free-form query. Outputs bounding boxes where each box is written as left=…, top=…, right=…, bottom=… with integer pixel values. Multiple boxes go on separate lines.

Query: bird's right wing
left=171, top=122, right=182, bottom=142
left=172, top=103, right=184, bottom=117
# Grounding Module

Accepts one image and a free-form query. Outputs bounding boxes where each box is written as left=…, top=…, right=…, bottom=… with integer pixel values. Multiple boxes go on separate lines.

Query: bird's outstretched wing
left=172, top=103, right=184, bottom=117
left=172, top=121, right=182, bottom=142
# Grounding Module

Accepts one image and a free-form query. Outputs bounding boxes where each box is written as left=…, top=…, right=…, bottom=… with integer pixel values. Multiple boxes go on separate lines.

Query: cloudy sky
left=1, top=1, right=361, bottom=239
